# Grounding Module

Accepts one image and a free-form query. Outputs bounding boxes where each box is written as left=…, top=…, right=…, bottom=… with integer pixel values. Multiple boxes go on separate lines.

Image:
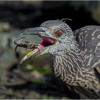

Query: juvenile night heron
left=15, top=20, right=100, bottom=99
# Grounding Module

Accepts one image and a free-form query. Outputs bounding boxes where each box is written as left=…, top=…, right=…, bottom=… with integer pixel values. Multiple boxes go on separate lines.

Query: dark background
left=0, top=1, right=99, bottom=30
left=0, top=1, right=100, bottom=99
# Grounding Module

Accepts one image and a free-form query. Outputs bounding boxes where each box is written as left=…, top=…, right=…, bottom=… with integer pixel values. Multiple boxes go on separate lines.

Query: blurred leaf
left=26, top=64, right=34, bottom=70
left=0, top=28, right=2, bottom=32
left=32, top=80, right=45, bottom=84
left=26, top=64, right=52, bottom=76
left=0, top=96, right=4, bottom=99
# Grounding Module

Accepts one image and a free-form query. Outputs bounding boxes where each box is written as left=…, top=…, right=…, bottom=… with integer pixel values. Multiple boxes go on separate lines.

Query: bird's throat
left=50, top=46, right=83, bottom=86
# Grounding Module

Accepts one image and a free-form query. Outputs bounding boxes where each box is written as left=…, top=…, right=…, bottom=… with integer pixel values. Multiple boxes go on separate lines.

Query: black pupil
left=58, top=30, right=62, bottom=36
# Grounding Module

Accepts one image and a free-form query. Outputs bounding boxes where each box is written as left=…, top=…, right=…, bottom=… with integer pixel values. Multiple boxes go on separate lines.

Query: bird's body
left=15, top=20, right=100, bottom=99
left=51, top=26, right=100, bottom=99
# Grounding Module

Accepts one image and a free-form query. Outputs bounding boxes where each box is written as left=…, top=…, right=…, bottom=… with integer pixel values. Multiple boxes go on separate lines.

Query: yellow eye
left=55, top=30, right=64, bottom=37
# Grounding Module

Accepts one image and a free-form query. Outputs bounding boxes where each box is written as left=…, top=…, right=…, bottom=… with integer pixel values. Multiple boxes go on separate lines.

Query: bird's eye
left=55, top=30, right=64, bottom=37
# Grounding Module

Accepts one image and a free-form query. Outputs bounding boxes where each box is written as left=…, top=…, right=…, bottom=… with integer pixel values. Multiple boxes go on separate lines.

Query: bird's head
left=20, top=20, right=75, bottom=64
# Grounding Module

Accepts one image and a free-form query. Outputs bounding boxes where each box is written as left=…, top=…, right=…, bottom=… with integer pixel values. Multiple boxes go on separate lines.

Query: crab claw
left=14, top=37, right=28, bottom=46
left=15, top=45, right=19, bottom=51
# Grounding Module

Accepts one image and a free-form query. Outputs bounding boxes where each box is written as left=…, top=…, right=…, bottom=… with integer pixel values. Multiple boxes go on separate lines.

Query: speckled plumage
left=50, top=25, right=100, bottom=99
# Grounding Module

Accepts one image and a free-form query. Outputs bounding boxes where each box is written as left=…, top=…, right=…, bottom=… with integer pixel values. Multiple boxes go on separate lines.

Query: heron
left=14, top=20, right=100, bottom=99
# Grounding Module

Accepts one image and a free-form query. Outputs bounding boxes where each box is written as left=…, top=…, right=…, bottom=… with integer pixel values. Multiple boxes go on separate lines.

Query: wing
left=73, top=26, right=100, bottom=70
left=74, top=86, right=99, bottom=99
left=73, top=26, right=100, bottom=98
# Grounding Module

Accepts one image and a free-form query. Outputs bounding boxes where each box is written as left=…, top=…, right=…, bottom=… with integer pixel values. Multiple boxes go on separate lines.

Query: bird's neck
left=50, top=43, right=84, bottom=85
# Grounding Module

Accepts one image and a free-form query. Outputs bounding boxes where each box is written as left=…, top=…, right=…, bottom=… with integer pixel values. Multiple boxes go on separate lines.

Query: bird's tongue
left=38, top=38, right=55, bottom=52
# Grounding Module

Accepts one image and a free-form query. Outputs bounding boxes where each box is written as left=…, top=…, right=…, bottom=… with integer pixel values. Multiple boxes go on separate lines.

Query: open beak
left=19, top=27, right=57, bottom=64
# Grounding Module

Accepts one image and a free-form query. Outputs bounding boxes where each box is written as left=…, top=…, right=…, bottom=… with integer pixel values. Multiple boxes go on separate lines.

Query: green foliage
left=32, top=80, right=45, bottom=84
left=0, top=28, right=2, bottom=32
left=0, top=96, right=4, bottom=99
left=26, top=64, right=52, bottom=76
